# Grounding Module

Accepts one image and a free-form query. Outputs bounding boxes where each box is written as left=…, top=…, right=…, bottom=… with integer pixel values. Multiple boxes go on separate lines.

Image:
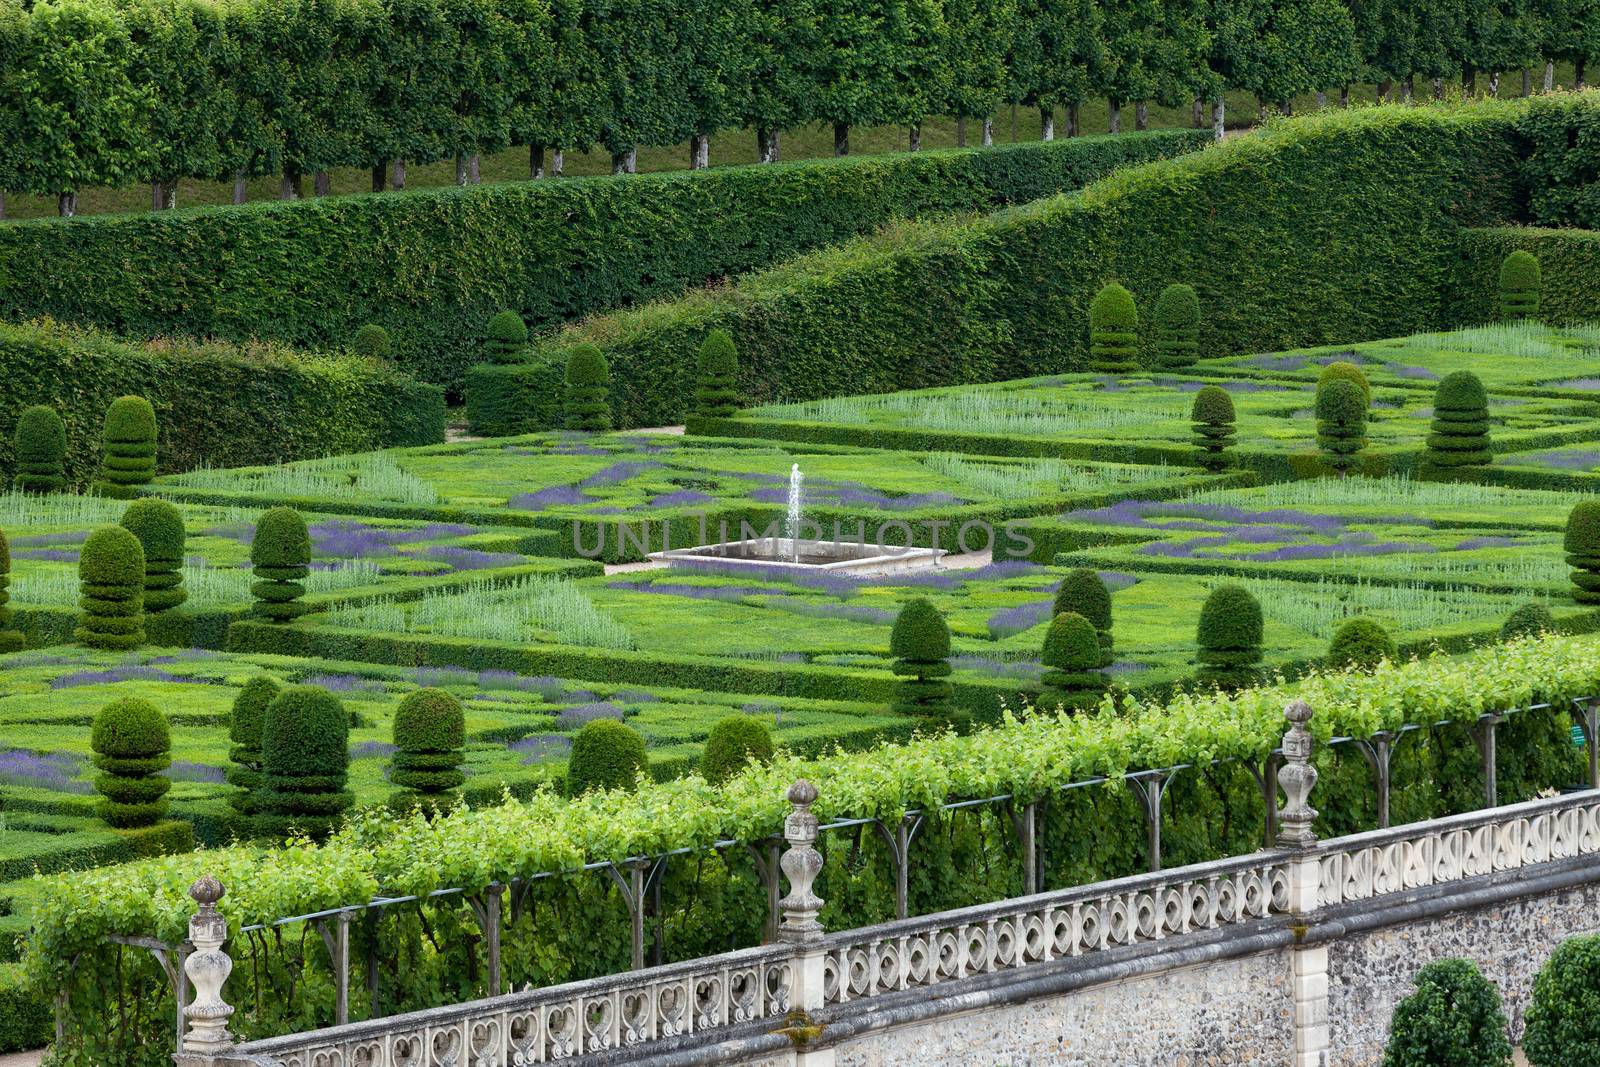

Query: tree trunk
left=280, top=172, right=301, bottom=200
left=1432, top=78, right=1444, bottom=99
left=1462, top=65, right=1475, bottom=93
left=552, top=149, right=565, bottom=176
left=689, top=134, right=709, bottom=168
left=233, top=170, right=248, bottom=204
left=1402, top=78, right=1414, bottom=102
left=151, top=180, right=177, bottom=210
left=1545, top=61, right=1555, bottom=92
left=757, top=127, right=778, bottom=163
left=530, top=144, right=545, bottom=178
left=1279, top=99, right=1293, bottom=117
left=1040, top=108, right=1054, bottom=141
left=1067, top=103, right=1080, bottom=136
left=1340, top=86, right=1350, bottom=107
left=1108, top=100, right=1121, bottom=133
left=981, top=117, right=993, bottom=145
left=58, top=191, right=77, bottom=217
left=469, top=154, right=480, bottom=183
left=1010, top=103, right=1018, bottom=143
left=372, top=163, right=387, bottom=192
left=1212, top=96, right=1225, bottom=142
left=391, top=159, right=407, bottom=189
left=1378, top=79, right=1391, bottom=102
left=956, top=115, right=966, bottom=147
left=1192, top=96, right=1204, bottom=128
left=1135, top=101, right=1148, bottom=130
left=907, top=123, right=920, bottom=151
left=1315, top=90, right=1327, bottom=108
left=314, top=171, right=331, bottom=196
left=1521, top=68, right=1532, bottom=96
left=1577, top=57, right=1587, bottom=89
left=0, top=192, right=6, bottom=221
left=611, top=148, right=637, bottom=173
left=1487, top=72, right=1500, bottom=96
left=455, top=156, right=469, bottom=185
left=833, top=123, right=849, bottom=156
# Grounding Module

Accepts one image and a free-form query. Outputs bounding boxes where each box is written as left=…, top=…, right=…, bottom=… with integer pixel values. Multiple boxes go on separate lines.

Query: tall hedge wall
left=1453, top=226, right=1600, bottom=326
left=0, top=321, right=444, bottom=485
left=0, top=131, right=1208, bottom=392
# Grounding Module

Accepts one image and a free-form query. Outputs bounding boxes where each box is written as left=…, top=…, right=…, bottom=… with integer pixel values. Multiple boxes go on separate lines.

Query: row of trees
left=2, top=0, right=1597, bottom=215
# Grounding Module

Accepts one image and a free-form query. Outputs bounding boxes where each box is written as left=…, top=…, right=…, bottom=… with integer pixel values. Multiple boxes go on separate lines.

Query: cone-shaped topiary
left=1318, top=360, right=1371, bottom=404
left=1326, top=617, right=1394, bottom=672
left=252, top=508, right=311, bottom=621
left=77, top=526, right=145, bottom=650
left=565, top=344, right=613, bottom=431
left=389, top=687, right=466, bottom=809
left=352, top=324, right=392, bottom=360
left=255, top=685, right=354, bottom=840
left=91, top=697, right=171, bottom=828
left=1522, top=934, right=1600, bottom=1066
left=94, top=396, right=157, bottom=499
left=1038, top=612, right=1105, bottom=712
left=486, top=310, right=529, bottom=363
left=1196, top=583, right=1263, bottom=690
left=566, top=718, right=646, bottom=796
left=890, top=598, right=955, bottom=722
left=1382, top=958, right=1513, bottom=1067
left=119, top=498, right=186, bottom=613
left=1150, top=283, right=1200, bottom=369
left=1088, top=283, right=1140, bottom=374
left=693, top=329, right=741, bottom=419
left=227, top=676, right=281, bottom=814
left=1052, top=568, right=1112, bottom=664
left=13, top=405, right=67, bottom=493
left=701, top=714, right=775, bottom=785
left=1315, top=377, right=1367, bottom=475
left=1502, top=602, right=1555, bottom=641
left=0, top=530, right=22, bottom=653
left=1422, top=371, right=1492, bottom=473
left=1565, top=502, right=1600, bottom=605
left=1499, top=250, right=1540, bottom=321
left=1191, top=386, right=1236, bottom=472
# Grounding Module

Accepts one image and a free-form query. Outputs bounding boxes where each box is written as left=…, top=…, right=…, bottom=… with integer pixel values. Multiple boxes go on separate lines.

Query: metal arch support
left=311, top=912, right=355, bottom=1025
left=465, top=883, right=505, bottom=998
left=1472, top=712, right=1502, bottom=810
left=1350, top=731, right=1398, bottom=830
left=744, top=838, right=784, bottom=942
left=108, top=934, right=191, bottom=1049
left=1004, top=801, right=1041, bottom=896
left=1125, top=771, right=1175, bottom=873
left=604, top=857, right=669, bottom=970
left=1245, top=752, right=1284, bottom=849
left=872, top=814, right=927, bottom=920
left=1573, top=697, right=1600, bottom=790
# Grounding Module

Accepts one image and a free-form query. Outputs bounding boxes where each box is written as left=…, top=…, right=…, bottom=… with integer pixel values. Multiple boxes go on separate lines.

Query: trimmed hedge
left=1052, top=568, right=1112, bottom=664
left=1566, top=502, right=1600, bottom=605
left=693, top=330, right=741, bottom=420
left=700, top=715, right=775, bottom=786
left=890, top=598, right=956, bottom=723
left=12, top=404, right=66, bottom=492
left=227, top=676, right=281, bottom=815
left=1326, top=618, right=1395, bottom=671
left=1315, top=377, right=1368, bottom=476
left=0, top=530, right=21, bottom=654
left=351, top=324, right=392, bottom=361
left=390, top=688, right=467, bottom=805
left=565, top=345, right=612, bottom=432
left=1502, top=602, right=1556, bottom=640
left=0, top=963, right=50, bottom=1055
left=1423, top=371, right=1493, bottom=473
left=119, top=498, right=187, bottom=613
left=485, top=312, right=529, bottom=363
left=1196, top=583, right=1263, bottom=690
left=1498, top=250, right=1542, bottom=319
left=1382, top=959, right=1513, bottom=1067
left=256, top=686, right=354, bottom=840
left=1088, top=283, right=1140, bottom=373
left=1454, top=226, right=1600, bottom=327
left=566, top=719, right=647, bottom=796
left=95, top=395, right=158, bottom=499
left=1150, top=283, right=1200, bottom=369
left=90, top=697, right=172, bottom=828
left=251, top=508, right=312, bottom=622
left=1191, top=386, right=1236, bottom=472
left=1038, top=611, right=1105, bottom=712
left=1524, top=934, right=1600, bottom=1066
left=77, top=525, right=146, bottom=651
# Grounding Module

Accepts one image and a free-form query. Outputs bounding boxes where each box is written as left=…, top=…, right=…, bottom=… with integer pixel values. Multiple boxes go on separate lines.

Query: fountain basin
left=651, top=538, right=945, bottom=576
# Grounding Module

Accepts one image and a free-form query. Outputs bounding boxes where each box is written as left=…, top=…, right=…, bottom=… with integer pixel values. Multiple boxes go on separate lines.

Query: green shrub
left=1052, top=568, right=1112, bottom=665
left=1454, top=228, right=1600, bottom=328
left=1318, top=360, right=1371, bottom=404
left=1038, top=612, right=1105, bottom=712
left=226, top=676, right=281, bottom=814
left=890, top=598, right=955, bottom=723
left=0, top=530, right=22, bottom=654
left=1088, top=283, right=1140, bottom=374
left=1196, top=583, right=1263, bottom=690
left=119, top=498, right=186, bottom=614
left=1326, top=617, right=1394, bottom=671
left=1423, top=371, right=1492, bottom=473
left=1502, top=602, right=1556, bottom=641
left=93, top=396, right=157, bottom=499
left=351, top=324, right=392, bottom=360
left=693, top=330, right=741, bottom=419
left=256, top=685, right=354, bottom=840
left=565, top=345, right=612, bottom=432
left=251, top=508, right=311, bottom=622
left=90, top=697, right=171, bottom=828
left=1382, top=959, right=1512, bottom=1067
left=486, top=311, right=529, bottom=364
left=1565, top=502, right=1600, bottom=605
left=1499, top=249, right=1541, bottom=320
left=1315, top=377, right=1368, bottom=475
left=566, top=719, right=646, bottom=796
left=464, top=355, right=566, bottom=437
left=390, top=688, right=466, bottom=806
left=76, top=525, right=145, bottom=651
left=12, top=404, right=66, bottom=493
left=1191, top=386, right=1236, bottom=472
left=1524, top=934, right=1600, bottom=1066
left=700, top=715, right=775, bottom=786
left=1150, top=283, right=1200, bottom=369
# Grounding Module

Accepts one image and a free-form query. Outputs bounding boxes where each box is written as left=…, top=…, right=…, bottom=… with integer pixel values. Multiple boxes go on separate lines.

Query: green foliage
left=890, top=597, right=955, bottom=722
left=76, top=525, right=145, bottom=651
left=1088, top=282, right=1140, bottom=374
left=693, top=330, right=741, bottom=419
left=566, top=718, right=646, bottom=796
left=1499, top=249, right=1542, bottom=320
left=352, top=324, right=392, bottom=361
left=1502, top=602, right=1556, bottom=641
left=700, top=715, right=775, bottom=786
left=1191, top=385, right=1235, bottom=473
left=94, top=395, right=157, bottom=499
left=1052, top=568, right=1112, bottom=664
left=1150, top=283, right=1199, bottom=369
left=1195, top=583, right=1262, bottom=690
left=1519, top=96, right=1600, bottom=231
left=251, top=508, right=310, bottom=622
left=119, top=498, right=186, bottom=613
left=390, top=688, right=466, bottom=802
left=0, top=529, right=20, bottom=653
left=1456, top=228, right=1600, bottom=331
left=1423, top=371, right=1492, bottom=473
left=465, top=355, right=566, bottom=437
left=90, top=698, right=171, bottom=828
left=1318, top=360, right=1371, bottom=404
left=227, top=676, right=281, bottom=813
left=1326, top=617, right=1395, bottom=671
left=1524, top=935, right=1600, bottom=1066
left=1382, top=959, right=1513, bottom=1067
left=1315, top=377, right=1368, bottom=475
left=256, top=685, right=353, bottom=840
left=1565, top=501, right=1600, bottom=605
left=13, top=404, right=66, bottom=493
left=1038, top=611, right=1104, bottom=712
left=565, top=344, right=612, bottom=432
left=486, top=311, right=529, bottom=364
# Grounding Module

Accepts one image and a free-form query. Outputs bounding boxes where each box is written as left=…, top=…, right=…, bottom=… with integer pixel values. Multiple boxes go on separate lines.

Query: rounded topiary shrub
left=1196, top=583, right=1263, bottom=690
left=1052, top=568, right=1112, bottom=664
left=1499, top=249, right=1540, bottom=321
left=0, top=530, right=24, bottom=653
left=227, top=676, right=281, bottom=814
left=693, top=329, right=740, bottom=419
left=256, top=685, right=354, bottom=840
left=76, top=525, right=145, bottom=651
left=1382, top=958, right=1512, bottom=1067
left=1326, top=617, right=1395, bottom=672
left=1038, top=611, right=1105, bottom=713
left=94, top=396, right=157, bottom=499
left=1565, top=502, right=1600, bottom=605
left=1502, top=602, right=1556, bottom=641
left=352, top=323, right=392, bottom=360
left=90, top=697, right=171, bottom=828
left=1524, top=934, right=1600, bottom=1066
left=1150, top=283, right=1200, bottom=369
left=701, top=714, right=775, bottom=786
left=1423, top=371, right=1492, bottom=473
left=389, top=687, right=466, bottom=808
left=1318, top=360, right=1372, bottom=404
left=566, top=718, right=646, bottom=796
left=1088, top=282, right=1140, bottom=374
left=1191, top=385, right=1236, bottom=472
left=565, top=344, right=613, bottom=432
left=1315, top=377, right=1368, bottom=476
left=13, top=405, right=67, bottom=493
left=119, top=498, right=186, bottom=613
left=486, top=310, right=529, bottom=363
left=890, top=598, right=955, bottom=723
left=252, top=508, right=311, bottom=621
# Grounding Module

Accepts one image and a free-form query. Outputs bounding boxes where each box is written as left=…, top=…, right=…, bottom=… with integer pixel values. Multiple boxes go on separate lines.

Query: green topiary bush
left=1382, top=958, right=1512, bottom=1067
left=565, top=344, right=612, bottom=431
left=251, top=508, right=311, bottom=622
left=486, top=311, right=529, bottom=363
left=1499, top=249, right=1541, bottom=320
left=1038, top=612, right=1105, bottom=713
left=76, top=525, right=145, bottom=651
left=1565, top=502, right=1600, bottom=605
left=700, top=714, right=775, bottom=786
left=1052, top=568, right=1112, bottom=665
left=1191, top=385, right=1236, bottom=472
left=226, top=676, right=281, bottom=815
left=1088, top=282, right=1139, bottom=374
left=890, top=598, right=955, bottom=723
left=1150, top=283, right=1200, bottom=369
left=565, top=718, right=646, bottom=796
left=1315, top=377, right=1368, bottom=476
left=93, top=396, right=158, bottom=499
left=390, top=688, right=466, bottom=809
left=119, top=498, right=186, bottom=614
left=1196, top=583, right=1263, bottom=690
left=255, top=685, right=354, bottom=840
left=90, top=697, right=171, bottom=828
left=1422, top=371, right=1492, bottom=473
left=0, top=530, right=23, bottom=653
left=352, top=324, right=392, bottom=360
left=1326, top=617, right=1395, bottom=671
left=1318, top=360, right=1372, bottom=404
left=692, top=329, right=740, bottom=419
left=1502, top=602, right=1556, bottom=641
left=13, top=405, right=67, bottom=493
left=1524, top=934, right=1600, bottom=1066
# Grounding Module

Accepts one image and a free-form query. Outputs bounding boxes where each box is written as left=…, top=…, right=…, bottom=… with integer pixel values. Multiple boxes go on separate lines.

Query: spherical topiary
left=1524, top=934, right=1600, bottom=1066
left=486, top=310, right=529, bottom=363
left=1382, top=958, right=1513, bottom=1067
left=1565, top=501, right=1600, bottom=605
left=227, top=676, right=281, bottom=814
left=389, top=688, right=466, bottom=806
left=1196, top=583, right=1263, bottom=690
left=1038, top=612, right=1105, bottom=712
left=1422, top=371, right=1492, bottom=473
left=1318, top=360, right=1371, bottom=404
left=90, top=697, right=171, bottom=828
left=352, top=323, right=392, bottom=360
left=76, top=525, right=145, bottom=651
left=13, top=405, right=67, bottom=493
left=1502, top=602, right=1556, bottom=641
left=565, top=718, right=646, bottom=796
left=565, top=344, right=613, bottom=431
left=251, top=508, right=311, bottom=621
left=1499, top=249, right=1540, bottom=321
left=1150, top=283, right=1200, bottom=369
left=0, top=530, right=23, bottom=653
left=1088, top=283, right=1140, bottom=374
left=1052, top=568, right=1112, bottom=665
left=256, top=685, right=354, bottom=840
left=1191, top=386, right=1236, bottom=472
left=700, top=714, right=775, bottom=786
left=693, top=329, right=741, bottom=419
left=890, top=598, right=956, bottom=723
left=94, top=396, right=157, bottom=499
left=1326, top=617, right=1394, bottom=672
left=119, top=498, right=186, bottom=613
left=1315, top=377, right=1368, bottom=476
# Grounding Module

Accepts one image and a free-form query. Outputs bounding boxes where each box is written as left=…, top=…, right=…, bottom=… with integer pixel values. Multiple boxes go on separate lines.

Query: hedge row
left=1453, top=226, right=1600, bottom=326
left=0, top=964, right=48, bottom=1056
left=0, top=321, right=444, bottom=485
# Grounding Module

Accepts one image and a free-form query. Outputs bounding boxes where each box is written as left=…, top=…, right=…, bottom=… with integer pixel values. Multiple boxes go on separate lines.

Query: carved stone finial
left=1277, top=700, right=1319, bottom=849
left=190, top=875, right=225, bottom=908
left=778, top=779, right=824, bottom=943
left=182, top=876, right=236, bottom=1053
